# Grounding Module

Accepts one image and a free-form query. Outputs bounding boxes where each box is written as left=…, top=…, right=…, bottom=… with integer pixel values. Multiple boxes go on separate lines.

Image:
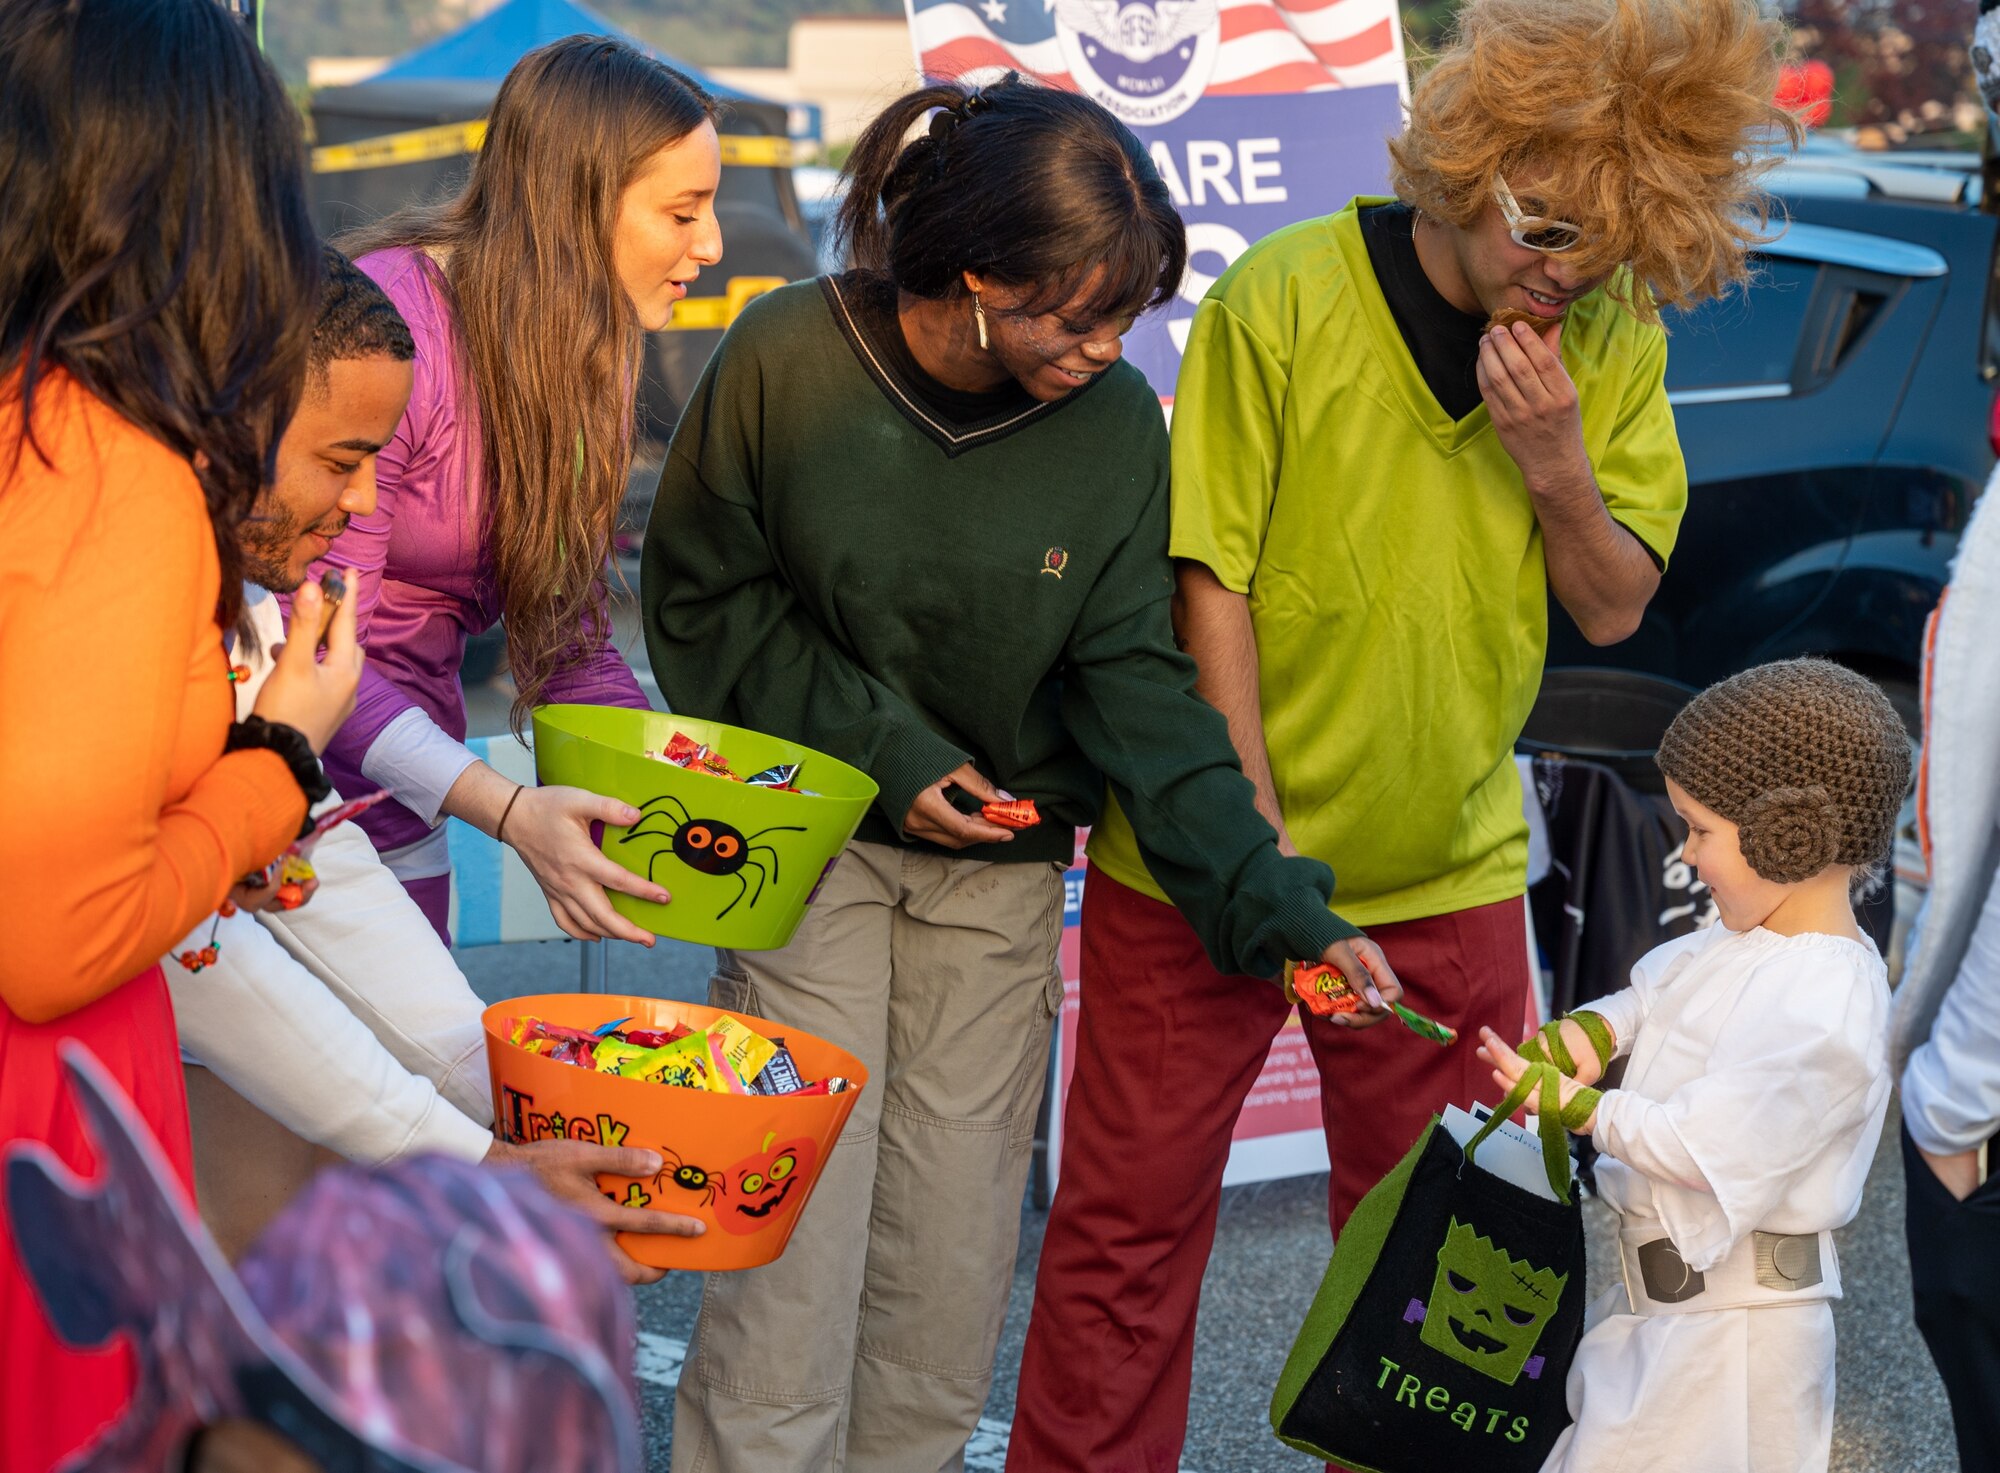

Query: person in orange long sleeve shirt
left=0, top=3, right=361, bottom=1467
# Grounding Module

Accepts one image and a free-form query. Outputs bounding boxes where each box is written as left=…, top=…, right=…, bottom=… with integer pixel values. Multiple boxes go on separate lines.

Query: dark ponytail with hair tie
left=832, top=72, right=1186, bottom=326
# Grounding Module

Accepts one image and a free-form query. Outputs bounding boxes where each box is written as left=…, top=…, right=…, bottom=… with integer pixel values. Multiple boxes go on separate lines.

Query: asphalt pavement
left=454, top=577, right=1964, bottom=1471
left=456, top=568, right=1962, bottom=1469
left=456, top=933, right=1964, bottom=1473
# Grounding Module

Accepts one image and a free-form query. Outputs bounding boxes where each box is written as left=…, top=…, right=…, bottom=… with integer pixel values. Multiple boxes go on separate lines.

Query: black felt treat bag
left=1270, top=1070, right=1587, bottom=1472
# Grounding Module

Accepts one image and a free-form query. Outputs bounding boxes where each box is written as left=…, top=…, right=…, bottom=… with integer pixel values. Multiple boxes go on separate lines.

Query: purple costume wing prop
left=3, top=1042, right=639, bottom=1473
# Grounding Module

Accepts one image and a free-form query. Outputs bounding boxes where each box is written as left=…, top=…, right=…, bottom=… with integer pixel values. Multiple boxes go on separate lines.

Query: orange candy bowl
left=484, top=993, right=867, bottom=1271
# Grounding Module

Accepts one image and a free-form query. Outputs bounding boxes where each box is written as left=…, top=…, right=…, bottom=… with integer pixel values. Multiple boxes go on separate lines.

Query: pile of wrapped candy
left=643, top=731, right=808, bottom=794
left=504, top=1012, right=851, bottom=1097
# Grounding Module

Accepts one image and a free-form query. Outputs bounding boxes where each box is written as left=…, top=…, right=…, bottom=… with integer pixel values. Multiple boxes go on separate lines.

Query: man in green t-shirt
left=1009, top=0, right=1802, bottom=1466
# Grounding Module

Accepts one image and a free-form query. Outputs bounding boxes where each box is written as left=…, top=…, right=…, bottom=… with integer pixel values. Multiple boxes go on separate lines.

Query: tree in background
left=1403, top=0, right=1978, bottom=143
left=1786, top=0, right=1980, bottom=138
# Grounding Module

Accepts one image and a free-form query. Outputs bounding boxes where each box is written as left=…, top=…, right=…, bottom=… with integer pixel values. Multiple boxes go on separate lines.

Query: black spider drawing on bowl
left=617, top=795, right=807, bottom=918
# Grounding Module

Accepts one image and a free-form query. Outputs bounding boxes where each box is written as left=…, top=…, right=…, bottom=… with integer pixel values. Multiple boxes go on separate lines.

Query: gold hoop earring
left=972, top=291, right=989, bottom=351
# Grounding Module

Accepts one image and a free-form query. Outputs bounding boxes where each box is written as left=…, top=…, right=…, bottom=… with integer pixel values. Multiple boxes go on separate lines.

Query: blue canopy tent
left=361, top=0, right=825, bottom=143
left=309, top=0, right=818, bottom=443
left=367, top=0, right=758, bottom=96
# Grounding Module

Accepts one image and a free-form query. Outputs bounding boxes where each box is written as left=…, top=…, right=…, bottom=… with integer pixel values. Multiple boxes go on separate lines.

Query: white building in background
left=708, top=15, right=917, bottom=149
left=307, top=55, right=390, bottom=88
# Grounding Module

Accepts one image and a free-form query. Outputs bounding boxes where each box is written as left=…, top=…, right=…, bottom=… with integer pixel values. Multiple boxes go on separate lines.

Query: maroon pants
left=1006, top=868, right=1532, bottom=1473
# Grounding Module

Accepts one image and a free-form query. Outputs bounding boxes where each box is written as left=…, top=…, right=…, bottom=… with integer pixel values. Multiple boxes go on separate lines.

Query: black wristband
left=225, top=716, right=332, bottom=839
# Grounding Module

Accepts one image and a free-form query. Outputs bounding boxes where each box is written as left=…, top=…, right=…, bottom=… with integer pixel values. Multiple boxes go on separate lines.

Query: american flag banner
left=905, top=0, right=1410, bottom=397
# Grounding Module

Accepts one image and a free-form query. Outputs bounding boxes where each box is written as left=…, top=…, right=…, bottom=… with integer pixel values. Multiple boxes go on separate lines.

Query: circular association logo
left=1052, top=0, right=1222, bottom=127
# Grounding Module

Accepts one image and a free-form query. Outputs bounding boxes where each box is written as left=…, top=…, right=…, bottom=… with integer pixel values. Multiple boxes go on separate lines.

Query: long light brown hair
left=343, top=36, right=713, bottom=730
left=1389, top=0, right=1801, bottom=320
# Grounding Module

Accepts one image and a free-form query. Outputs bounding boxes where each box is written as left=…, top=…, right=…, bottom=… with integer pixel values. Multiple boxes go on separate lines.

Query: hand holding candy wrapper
left=178, top=791, right=396, bottom=973
left=241, top=789, right=396, bottom=911
left=506, top=1012, right=851, bottom=1098
left=1285, top=960, right=1458, bottom=1046
left=981, top=798, right=1041, bottom=830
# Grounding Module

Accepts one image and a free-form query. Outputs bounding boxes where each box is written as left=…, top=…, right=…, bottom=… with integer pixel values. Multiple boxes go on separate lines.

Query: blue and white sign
left=906, top=0, right=1409, bottom=400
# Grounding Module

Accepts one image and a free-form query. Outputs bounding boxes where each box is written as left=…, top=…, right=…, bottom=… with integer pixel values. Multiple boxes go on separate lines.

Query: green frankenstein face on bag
left=1419, top=1218, right=1568, bottom=1385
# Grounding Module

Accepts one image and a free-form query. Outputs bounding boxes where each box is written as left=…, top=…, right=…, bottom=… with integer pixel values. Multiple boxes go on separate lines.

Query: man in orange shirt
left=169, top=250, right=699, bottom=1274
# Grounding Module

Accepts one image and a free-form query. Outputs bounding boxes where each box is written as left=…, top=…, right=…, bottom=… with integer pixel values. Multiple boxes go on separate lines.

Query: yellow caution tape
left=312, top=118, right=487, bottom=173
left=717, top=134, right=796, bottom=167
left=662, top=275, right=788, bottom=333
left=312, top=120, right=796, bottom=174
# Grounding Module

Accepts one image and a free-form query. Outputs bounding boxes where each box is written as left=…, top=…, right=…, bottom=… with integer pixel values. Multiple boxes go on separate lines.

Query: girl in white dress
left=1479, top=658, right=1912, bottom=1473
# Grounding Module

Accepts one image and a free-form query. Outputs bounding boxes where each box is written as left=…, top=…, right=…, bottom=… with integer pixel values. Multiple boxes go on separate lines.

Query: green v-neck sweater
left=640, top=276, right=1359, bottom=978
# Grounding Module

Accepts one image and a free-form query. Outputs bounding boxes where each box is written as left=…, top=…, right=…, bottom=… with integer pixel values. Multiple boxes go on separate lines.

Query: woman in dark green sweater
left=641, top=75, right=1400, bottom=1473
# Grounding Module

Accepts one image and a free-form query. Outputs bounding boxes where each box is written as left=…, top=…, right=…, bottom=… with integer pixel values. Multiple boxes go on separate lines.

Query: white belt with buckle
left=1616, top=1223, right=1841, bottom=1316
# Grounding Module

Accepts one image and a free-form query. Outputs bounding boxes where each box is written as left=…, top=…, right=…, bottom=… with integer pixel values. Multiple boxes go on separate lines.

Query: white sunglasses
left=1493, top=175, right=1585, bottom=255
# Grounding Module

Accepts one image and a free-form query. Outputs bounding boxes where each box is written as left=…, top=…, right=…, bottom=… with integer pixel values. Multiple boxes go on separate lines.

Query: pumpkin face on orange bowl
left=715, top=1132, right=819, bottom=1236
left=483, top=993, right=867, bottom=1271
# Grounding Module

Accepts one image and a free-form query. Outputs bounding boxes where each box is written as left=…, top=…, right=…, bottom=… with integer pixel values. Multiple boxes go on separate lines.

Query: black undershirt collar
left=1359, top=202, right=1489, bottom=423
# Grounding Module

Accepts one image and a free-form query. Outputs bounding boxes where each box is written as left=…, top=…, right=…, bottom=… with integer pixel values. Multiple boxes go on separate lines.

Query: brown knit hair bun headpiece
left=1655, top=658, right=1910, bottom=884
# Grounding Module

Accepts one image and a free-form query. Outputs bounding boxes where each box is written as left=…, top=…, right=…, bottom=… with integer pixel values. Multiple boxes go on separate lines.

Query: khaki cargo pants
left=670, top=841, right=1065, bottom=1473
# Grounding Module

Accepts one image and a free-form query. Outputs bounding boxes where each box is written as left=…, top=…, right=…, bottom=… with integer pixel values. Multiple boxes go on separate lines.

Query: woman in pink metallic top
left=316, top=36, right=724, bottom=943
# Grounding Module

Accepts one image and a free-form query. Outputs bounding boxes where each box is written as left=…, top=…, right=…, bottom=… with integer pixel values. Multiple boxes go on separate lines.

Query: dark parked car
left=1546, top=146, right=1999, bottom=727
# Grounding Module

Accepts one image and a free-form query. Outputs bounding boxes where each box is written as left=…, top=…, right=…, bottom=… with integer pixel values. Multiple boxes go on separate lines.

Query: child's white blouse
left=1584, top=921, right=1891, bottom=1273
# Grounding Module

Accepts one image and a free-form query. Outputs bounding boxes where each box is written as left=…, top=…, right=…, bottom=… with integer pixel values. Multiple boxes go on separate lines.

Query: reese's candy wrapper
left=981, top=798, right=1041, bottom=830
left=1285, top=961, right=1362, bottom=1017
left=670, top=732, right=741, bottom=780
left=707, top=1015, right=779, bottom=1089
left=751, top=1041, right=806, bottom=1096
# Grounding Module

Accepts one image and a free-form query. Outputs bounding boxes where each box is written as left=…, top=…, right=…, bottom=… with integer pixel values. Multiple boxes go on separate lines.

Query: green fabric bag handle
left=1514, top=1011, right=1614, bottom=1078
left=1464, top=1062, right=1596, bottom=1204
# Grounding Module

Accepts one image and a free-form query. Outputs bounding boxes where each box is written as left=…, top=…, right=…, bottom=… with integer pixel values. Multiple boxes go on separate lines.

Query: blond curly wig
left=1388, top=0, right=1802, bottom=321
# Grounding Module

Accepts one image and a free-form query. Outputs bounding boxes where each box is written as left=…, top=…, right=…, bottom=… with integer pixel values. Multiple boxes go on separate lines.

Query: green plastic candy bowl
left=531, top=706, right=879, bottom=950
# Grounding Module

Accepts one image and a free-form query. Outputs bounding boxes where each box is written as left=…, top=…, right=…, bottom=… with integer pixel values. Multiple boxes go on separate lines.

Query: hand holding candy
left=227, top=870, right=318, bottom=915
left=1287, top=961, right=1364, bottom=1017
left=484, top=1137, right=702, bottom=1285
left=982, top=798, right=1041, bottom=830
left=252, top=567, right=362, bottom=754
left=903, top=763, right=1017, bottom=850
left=1301, top=936, right=1403, bottom=1030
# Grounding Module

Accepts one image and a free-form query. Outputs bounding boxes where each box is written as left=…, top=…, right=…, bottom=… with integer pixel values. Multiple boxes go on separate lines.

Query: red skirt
left=1, top=965, right=193, bottom=1473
